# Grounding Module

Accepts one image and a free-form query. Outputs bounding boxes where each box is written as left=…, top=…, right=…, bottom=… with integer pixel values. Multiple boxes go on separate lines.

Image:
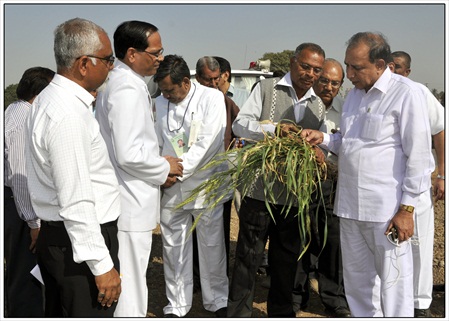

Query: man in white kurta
left=302, top=32, right=434, bottom=317
left=95, top=21, right=183, bottom=317
left=391, top=51, right=445, bottom=316
left=154, top=54, right=229, bottom=317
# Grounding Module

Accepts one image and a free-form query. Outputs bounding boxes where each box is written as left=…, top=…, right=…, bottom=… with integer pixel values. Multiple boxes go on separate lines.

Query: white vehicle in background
left=190, top=69, right=273, bottom=96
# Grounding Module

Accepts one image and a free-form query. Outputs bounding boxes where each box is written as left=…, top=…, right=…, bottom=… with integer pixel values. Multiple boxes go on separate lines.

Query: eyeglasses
left=295, top=60, right=323, bottom=75
left=318, top=77, right=341, bottom=89
left=140, top=48, right=164, bottom=59
left=86, top=55, right=115, bottom=67
left=199, top=74, right=220, bottom=83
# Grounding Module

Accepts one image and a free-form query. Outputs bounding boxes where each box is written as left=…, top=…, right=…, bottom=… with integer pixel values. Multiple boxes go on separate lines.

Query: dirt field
left=146, top=172, right=446, bottom=317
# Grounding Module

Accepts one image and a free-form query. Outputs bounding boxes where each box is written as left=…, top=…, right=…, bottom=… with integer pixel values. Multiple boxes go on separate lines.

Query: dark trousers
left=293, top=179, right=349, bottom=310
left=228, top=197, right=301, bottom=317
left=36, top=219, right=120, bottom=317
left=4, top=186, right=44, bottom=317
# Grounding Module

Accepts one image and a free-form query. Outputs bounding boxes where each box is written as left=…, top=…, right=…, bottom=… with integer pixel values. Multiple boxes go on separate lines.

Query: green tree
left=4, top=84, right=18, bottom=110
left=260, top=50, right=294, bottom=76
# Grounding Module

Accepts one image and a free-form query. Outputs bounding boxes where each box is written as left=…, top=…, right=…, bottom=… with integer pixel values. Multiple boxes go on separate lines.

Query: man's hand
left=300, top=129, right=324, bottom=146
left=313, top=146, right=325, bottom=165
left=95, top=267, right=121, bottom=308
left=164, top=155, right=183, bottom=177
left=277, top=123, right=300, bottom=138
left=29, top=227, right=40, bottom=253
left=433, top=178, right=445, bottom=202
left=385, top=208, right=414, bottom=243
left=162, top=176, right=178, bottom=188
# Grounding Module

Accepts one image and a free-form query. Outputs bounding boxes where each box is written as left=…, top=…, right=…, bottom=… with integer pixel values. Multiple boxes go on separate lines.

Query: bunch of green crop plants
left=176, top=122, right=328, bottom=258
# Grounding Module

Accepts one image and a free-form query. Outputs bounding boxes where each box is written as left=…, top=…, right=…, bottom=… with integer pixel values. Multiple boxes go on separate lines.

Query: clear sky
left=1, top=0, right=447, bottom=93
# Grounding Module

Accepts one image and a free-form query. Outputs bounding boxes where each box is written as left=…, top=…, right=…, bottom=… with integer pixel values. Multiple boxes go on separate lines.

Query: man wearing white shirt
left=4, top=66, right=54, bottom=317
left=154, top=54, right=229, bottom=318
left=95, top=20, right=183, bottom=317
left=391, top=50, right=445, bottom=318
left=302, top=32, right=434, bottom=317
left=26, top=18, right=121, bottom=317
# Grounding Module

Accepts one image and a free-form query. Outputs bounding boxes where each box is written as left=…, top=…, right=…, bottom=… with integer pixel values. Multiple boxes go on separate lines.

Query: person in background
left=292, top=58, right=351, bottom=318
left=391, top=50, right=445, bottom=318
left=95, top=20, right=183, bottom=317
left=4, top=66, right=55, bottom=317
left=154, top=54, right=229, bottom=318
left=229, top=42, right=327, bottom=317
left=25, top=18, right=122, bottom=317
left=301, top=32, right=434, bottom=317
left=213, top=56, right=249, bottom=107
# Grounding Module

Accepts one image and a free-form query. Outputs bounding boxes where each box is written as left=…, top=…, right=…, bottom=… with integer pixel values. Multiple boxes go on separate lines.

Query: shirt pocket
left=360, top=113, right=384, bottom=141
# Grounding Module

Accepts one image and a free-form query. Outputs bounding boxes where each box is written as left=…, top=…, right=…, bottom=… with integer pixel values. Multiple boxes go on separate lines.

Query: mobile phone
left=387, top=227, right=400, bottom=246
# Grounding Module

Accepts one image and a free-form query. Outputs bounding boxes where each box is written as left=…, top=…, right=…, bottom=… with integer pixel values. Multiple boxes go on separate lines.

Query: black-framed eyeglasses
left=295, top=60, right=323, bottom=75
left=78, top=55, right=115, bottom=67
left=318, top=77, right=341, bottom=89
left=140, top=48, right=164, bottom=59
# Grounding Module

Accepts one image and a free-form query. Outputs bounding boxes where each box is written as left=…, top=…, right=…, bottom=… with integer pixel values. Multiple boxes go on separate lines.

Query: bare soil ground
left=147, top=172, right=446, bottom=317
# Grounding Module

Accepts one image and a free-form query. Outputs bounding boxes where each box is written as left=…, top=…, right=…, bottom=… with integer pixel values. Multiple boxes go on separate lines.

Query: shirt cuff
left=400, top=191, right=420, bottom=208
left=26, top=218, right=41, bottom=229
left=86, top=255, right=115, bottom=276
left=321, top=132, right=331, bottom=146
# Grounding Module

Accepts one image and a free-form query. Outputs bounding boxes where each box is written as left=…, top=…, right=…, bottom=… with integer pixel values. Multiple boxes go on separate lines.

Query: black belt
left=42, top=219, right=117, bottom=228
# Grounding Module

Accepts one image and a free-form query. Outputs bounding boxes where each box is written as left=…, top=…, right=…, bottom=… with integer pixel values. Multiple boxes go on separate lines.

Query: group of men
left=4, top=16, right=444, bottom=319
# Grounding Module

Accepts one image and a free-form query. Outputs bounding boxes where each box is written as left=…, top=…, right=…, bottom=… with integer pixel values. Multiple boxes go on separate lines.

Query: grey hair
left=195, top=56, right=220, bottom=77
left=54, top=18, right=106, bottom=69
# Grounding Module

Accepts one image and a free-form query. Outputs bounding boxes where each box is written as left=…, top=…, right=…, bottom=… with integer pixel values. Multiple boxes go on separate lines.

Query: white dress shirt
left=4, top=100, right=40, bottom=228
left=416, top=82, right=444, bottom=135
left=26, top=74, right=121, bottom=276
left=155, top=83, right=227, bottom=209
left=95, top=60, right=170, bottom=232
left=323, top=68, right=434, bottom=222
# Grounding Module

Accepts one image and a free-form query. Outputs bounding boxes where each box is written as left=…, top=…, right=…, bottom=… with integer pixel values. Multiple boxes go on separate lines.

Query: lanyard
left=167, top=83, right=196, bottom=132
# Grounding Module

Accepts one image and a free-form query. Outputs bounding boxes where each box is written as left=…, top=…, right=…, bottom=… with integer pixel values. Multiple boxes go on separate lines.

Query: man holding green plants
left=229, top=42, right=326, bottom=317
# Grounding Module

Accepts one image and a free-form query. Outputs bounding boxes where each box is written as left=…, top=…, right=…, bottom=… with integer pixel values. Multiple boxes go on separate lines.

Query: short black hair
left=154, top=54, right=190, bottom=85
left=113, top=20, right=158, bottom=59
left=391, top=51, right=412, bottom=69
left=16, top=67, right=55, bottom=101
left=294, top=43, right=326, bottom=59
left=213, top=56, right=232, bottom=83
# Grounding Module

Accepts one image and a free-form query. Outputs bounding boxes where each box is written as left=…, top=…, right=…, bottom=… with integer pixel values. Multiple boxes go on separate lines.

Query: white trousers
left=114, top=230, right=153, bottom=317
left=412, top=189, right=434, bottom=309
left=340, top=218, right=414, bottom=317
left=160, top=205, right=228, bottom=317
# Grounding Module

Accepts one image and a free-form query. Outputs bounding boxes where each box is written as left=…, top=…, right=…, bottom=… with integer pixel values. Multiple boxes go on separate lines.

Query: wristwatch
left=399, top=204, right=414, bottom=213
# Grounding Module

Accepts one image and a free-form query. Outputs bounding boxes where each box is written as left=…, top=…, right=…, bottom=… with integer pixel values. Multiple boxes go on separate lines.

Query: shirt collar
left=369, top=67, right=391, bottom=94
left=328, top=95, right=343, bottom=113
left=52, top=74, right=96, bottom=108
left=114, top=59, right=147, bottom=82
left=278, top=72, right=318, bottom=101
left=227, top=83, right=235, bottom=96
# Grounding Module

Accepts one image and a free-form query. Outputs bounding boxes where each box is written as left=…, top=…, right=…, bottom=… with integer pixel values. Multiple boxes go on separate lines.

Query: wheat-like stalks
left=176, top=122, right=328, bottom=258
